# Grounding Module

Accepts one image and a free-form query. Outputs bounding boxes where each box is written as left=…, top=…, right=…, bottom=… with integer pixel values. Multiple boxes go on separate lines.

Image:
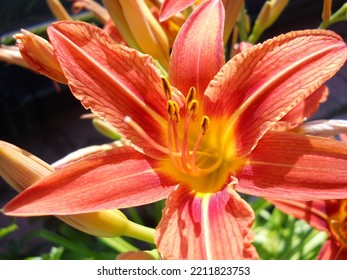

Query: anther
left=186, top=87, right=197, bottom=105
left=188, top=99, right=199, bottom=117
left=167, top=100, right=180, bottom=122
left=161, top=77, right=172, bottom=100
left=201, top=116, right=210, bottom=135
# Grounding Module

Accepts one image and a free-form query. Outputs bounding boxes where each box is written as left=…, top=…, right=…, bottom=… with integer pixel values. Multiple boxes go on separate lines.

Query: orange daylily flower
left=269, top=199, right=347, bottom=260
left=3, top=0, right=347, bottom=259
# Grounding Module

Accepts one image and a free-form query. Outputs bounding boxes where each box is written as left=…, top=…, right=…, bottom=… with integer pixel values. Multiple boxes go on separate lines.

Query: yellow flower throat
left=125, top=78, right=245, bottom=194
left=161, top=78, right=244, bottom=194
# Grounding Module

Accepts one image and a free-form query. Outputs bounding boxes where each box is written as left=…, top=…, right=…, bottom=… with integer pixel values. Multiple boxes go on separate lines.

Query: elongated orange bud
left=15, top=30, right=67, bottom=84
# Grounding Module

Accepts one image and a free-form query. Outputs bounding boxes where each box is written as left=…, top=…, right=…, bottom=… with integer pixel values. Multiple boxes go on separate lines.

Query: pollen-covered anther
left=186, top=86, right=197, bottom=105
left=188, top=99, right=199, bottom=117
left=167, top=100, right=180, bottom=122
left=161, top=77, right=172, bottom=100
left=200, top=116, right=210, bottom=135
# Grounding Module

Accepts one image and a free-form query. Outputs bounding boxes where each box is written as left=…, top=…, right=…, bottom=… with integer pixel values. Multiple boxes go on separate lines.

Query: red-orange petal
left=281, top=85, right=329, bottom=125
left=204, top=29, right=347, bottom=157
left=169, top=0, right=225, bottom=99
left=155, top=185, right=258, bottom=259
left=3, top=146, right=176, bottom=216
left=159, top=0, right=195, bottom=22
left=318, top=239, right=347, bottom=260
left=47, top=21, right=171, bottom=157
left=237, top=131, right=347, bottom=200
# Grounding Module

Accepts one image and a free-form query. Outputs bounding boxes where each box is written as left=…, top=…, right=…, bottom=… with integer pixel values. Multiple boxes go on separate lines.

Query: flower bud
left=249, top=0, right=288, bottom=43
left=14, top=30, right=67, bottom=84
left=102, top=0, right=169, bottom=69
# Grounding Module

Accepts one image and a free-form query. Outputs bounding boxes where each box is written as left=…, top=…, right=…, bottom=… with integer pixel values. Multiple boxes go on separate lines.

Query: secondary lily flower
left=3, top=0, right=347, bottom=259
left=269, top=199, right=347, bottom=259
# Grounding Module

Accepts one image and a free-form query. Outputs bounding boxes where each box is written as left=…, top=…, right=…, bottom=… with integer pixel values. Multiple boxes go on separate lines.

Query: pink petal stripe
left=169, top=0, right=225, bottom=99
left=155, top=185, right=258, bottom=259
left=237, top=131, right=347, bottom=200
left=268, top=199, right=330, bottom=232
left=204, top=30, right=347, bottom=157
left=4, top=147, right=176, bottom=216
left=159, top=0, right=195, bottom=22
left=48, top=21, right=170, bottom=156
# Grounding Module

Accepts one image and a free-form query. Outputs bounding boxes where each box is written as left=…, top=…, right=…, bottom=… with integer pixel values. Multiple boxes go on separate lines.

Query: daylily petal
left=170, top=0, right=225, bottom=99
left=4, top=146, right=176, bottom=216
left=159, top=0, right=195, bottom=22
left=237, top=131, right=347, bottom=200
left=281, top=85, right=329, bottom=125
left=204, top=30, right=347, bottom=156
left=318, top=238, right=347, bottom=260
left=268, top=199, right=330, bottom=232
left=293, top=119, right=347, bottom=138
left=47, top=21, right=172, bottom=156
left=155, top=185, right=257, bottom=259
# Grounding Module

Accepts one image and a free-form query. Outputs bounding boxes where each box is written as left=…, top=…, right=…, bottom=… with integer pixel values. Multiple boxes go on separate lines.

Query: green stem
left=124, top=220, right=155, bottom=244
left=319, top=3, right=347, bottom=29
left=98, top=236, right=139, bottom=253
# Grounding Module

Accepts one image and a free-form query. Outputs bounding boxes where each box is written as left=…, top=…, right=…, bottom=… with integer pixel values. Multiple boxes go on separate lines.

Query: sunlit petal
left=155, top=185, right=257, bottom=259
left=159, top=0, right=196, bottom=22
left=204, top=30, right=347, bottom=156
left=170, top=0, right=225, bottom=99
left=237, top=131, right=347, bottom=200
left=4, top=147, right=176, bottom=216
left=48, top=21, right=174, bottom=156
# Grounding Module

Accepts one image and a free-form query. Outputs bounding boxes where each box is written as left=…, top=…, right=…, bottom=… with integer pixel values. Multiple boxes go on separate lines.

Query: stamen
left=201, top=116, right=210, bottom=135
left=186, top=87, right=197, bottom=105
left=167, top=101, right=181, bottom=153
left=167, top=100, right=180, bottom=122
left=161, top=77, right=172, bottom=100
left=188, top=99, right=199, bottom=118
left=124, top=116, right=169, bottom=154
left=191, top=116, right=210, bottom=172
left=181, top=113, right=192, bottom=173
